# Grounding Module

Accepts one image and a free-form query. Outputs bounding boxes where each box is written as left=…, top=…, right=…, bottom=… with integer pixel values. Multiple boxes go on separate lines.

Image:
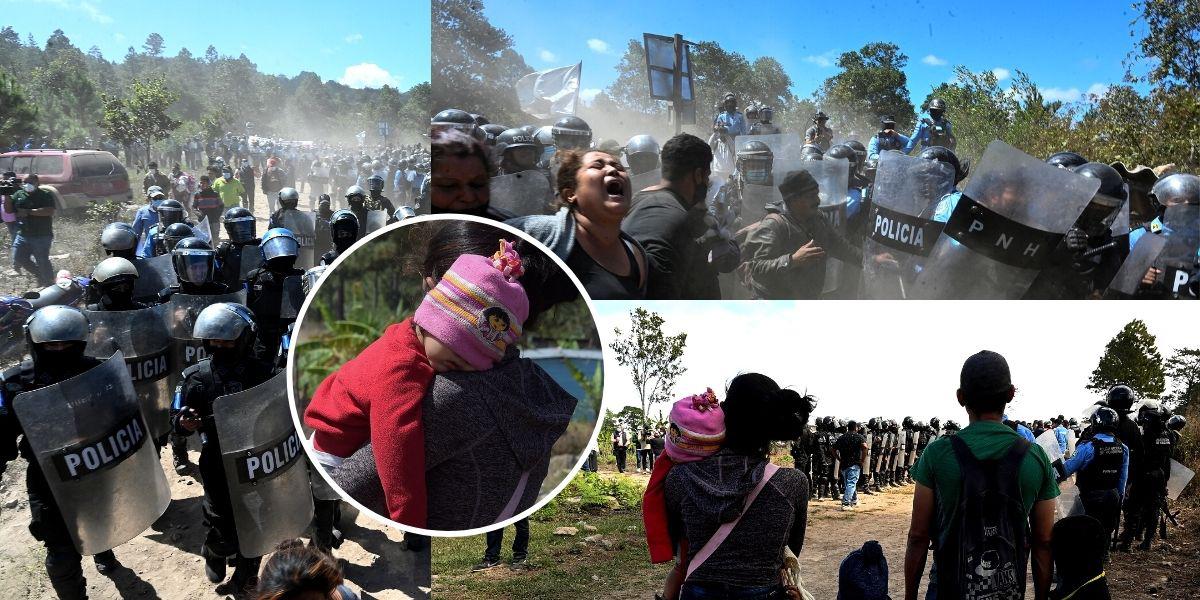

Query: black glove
left=1064, top=227, right=1088, bottom=252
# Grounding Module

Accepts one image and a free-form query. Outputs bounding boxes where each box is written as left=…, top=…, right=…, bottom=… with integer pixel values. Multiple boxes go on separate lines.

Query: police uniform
left=1065, top=433, right=1128, bottom=554
left=1136, top=423, right=1174, bottom=548
left=804, top=124, right=833, bottom=151
left=1, top=357, right=116, bottom=599
left=216, top=239, right=260, bottom=287
left=245, top=265, right=305, bottom=361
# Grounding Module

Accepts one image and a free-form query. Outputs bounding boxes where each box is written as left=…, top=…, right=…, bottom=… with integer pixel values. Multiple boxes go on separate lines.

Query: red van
left=0, top=149, right=133, bottom=210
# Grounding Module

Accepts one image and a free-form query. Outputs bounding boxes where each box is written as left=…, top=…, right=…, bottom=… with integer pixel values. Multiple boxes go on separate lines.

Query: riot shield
left=739, top=184, right=779, bottom=227
left=1167, top=458, right=1195, bottom=501
left=82, top=307, right=173, bottom=440
left=12, top=352, right=171, bottom=555
left=790, top=159, right=850, bottom=295
left=912, top=141, right=1101, bottom=299
left=365, top=210, right=387, bottom=234
left=314, top=212, right=332, bottom=259
left=279, top=275, right=304, bottom=320
left=1106, top=233, right=1168, bottom=297
left=161, top=291, right=247, bottom=394
left=629, top=168, right=662, bottom=196
left=489, top=170, right=554, bottom=216
left=212, top=371, right=314, bottom=557
left=1055, top=479, right=1085, bottom=521
left=1151, top=203, right=1199, bottom=299
left=860, top=152, right=955, bottom=298
left=737, top=133, right=805, bottom=177
left=277, top=210, right=317, bottom=270
left=1035, top=429, right=1064, bottom=464
left=133, top=254, right=176, bottom=300
left=238, top=244, right=265, bottom=280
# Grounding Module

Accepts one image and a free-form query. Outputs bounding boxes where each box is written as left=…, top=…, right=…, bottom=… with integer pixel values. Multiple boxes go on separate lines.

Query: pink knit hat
left=665, top=388, right=726, bottom=463
left=413, top=240, right=530, bottom=371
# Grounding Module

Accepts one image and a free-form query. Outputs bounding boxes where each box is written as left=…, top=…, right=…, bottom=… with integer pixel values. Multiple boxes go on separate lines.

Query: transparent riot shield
left=739, top=184, right=779, bottom=227
left=365, top=210, right=387, bottom=234
left=277, top=210, right=317, bottom=270
left=1035, top=429, right=1064, bottom=464
left=212, top=371, right=314, bottom=557
left=489, top=170, right=554, bottom=216
left=82, top=307, right=173, bottom=439
left=290, top=381, right=344, bottom=502
left=12, top=352, right=172, bottom=555
left=1151, top=203, right=1199, bottom=299
left=629, top=168, right=662, bottom=196
left=912, top=141, right=1101, bottom=299
left=133, top=254, right=177, bottom=300
left=1167, top=458, right=1195, bottom=501
left=737, top=133, right=806, bottom=178
left=313, top=213, right=332, bottom=259
left=860, top=152, right=955, bottom=298
left=279, top=275, right=304, bottom=320
left=160, top=291, right=247, bottom=394
left=1056, top=479, right=1085, bottom=521
left=238, top=243, right=264, bottom=280
left=1106, top=233, right=1168, bottom=297
left=790, top=158, right=850, bottom=295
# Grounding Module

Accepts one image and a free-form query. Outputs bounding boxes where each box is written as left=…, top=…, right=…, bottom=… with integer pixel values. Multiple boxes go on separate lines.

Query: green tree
left=816, top=42, right=916, bottom=140
left=0, top=69, right=39, bottom=142
left=609, top=308, right=687, bottom=428
left=1164, top=347, right=1200, bottom=410
left=143, top=33, right=165, bottom=57
left=432, top=0, right=533, bottom=124
left=204, top=45, right=218, bottom=63
left=1087, top=319, right=1166, bottom=400
left=1127, top=0, right=1200, bottom=89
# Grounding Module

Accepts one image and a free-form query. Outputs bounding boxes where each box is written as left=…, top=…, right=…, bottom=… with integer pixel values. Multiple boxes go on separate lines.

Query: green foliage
left=816, top=42, right=916, bottom=139
left=543, top=471, right=644, bottom=515
left=432, top=0, right=532, bottom=124
left=0, top=69, right=38, bottom=141
left=1164, top=347, right=1200, bottom=411
left=1087, top=319, right=1166, bottom=400
left=610, top=308, right=687, bottom=427
left=1127, top=0, right=1200, bottom=90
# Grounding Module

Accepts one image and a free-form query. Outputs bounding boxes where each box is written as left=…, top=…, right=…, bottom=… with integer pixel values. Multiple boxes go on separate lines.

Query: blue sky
left=2, top=0, right=429, bottom=89
left=485, top=0, right=1152, bottom=107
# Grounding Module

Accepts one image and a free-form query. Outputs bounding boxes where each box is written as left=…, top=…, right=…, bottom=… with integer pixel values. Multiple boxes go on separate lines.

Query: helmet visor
left=261, top=236, right=299, bottom=261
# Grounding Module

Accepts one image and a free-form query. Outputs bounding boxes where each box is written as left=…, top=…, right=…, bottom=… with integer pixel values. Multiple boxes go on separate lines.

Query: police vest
left=924, top=118, right=952, bottom=146
left=1077, top=437, right=1124, bottom=492
left=1144, top=430, right=1174, bottom=473
left=877, top=133, right=905, bottom=151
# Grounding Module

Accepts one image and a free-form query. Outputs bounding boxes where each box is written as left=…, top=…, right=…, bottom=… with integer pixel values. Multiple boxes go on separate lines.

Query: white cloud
left=579, top=88, right=602, bottom=104
left=337, top=63, right=401, bottom=88
left=345, top=33, right=363, bottom=44
left=113, top=32, right=125, bottom=42
left=1041, top=87, right=1083, bottom=102
left=586, top=38, right=610, bottom=54
left=538, top=48, right=557, bottom=63
left=922, top=54, right=947, bottom=66
left=992, top=67, right=1011, bottom=81
left=27, top=0, right=112, bottom=24
left=803, top=50, right=839, bottom=68
left=1085, top=83, right=1110, bottom=98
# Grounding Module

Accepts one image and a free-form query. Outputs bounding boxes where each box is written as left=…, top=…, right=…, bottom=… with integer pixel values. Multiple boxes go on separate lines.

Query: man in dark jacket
left=236, top=159, right=256, bottom=214
left=622, top=133, right=719, bottom=299
left=739, top=170, right=864, bottom=299
left=142, top=161, right=171, bottom=194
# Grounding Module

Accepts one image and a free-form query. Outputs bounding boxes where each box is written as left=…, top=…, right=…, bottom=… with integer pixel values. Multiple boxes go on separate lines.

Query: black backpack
left=936, top=435, right=1032, bottom=600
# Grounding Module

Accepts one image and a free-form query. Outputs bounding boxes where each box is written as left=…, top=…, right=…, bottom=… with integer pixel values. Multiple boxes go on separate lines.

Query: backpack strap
left=685, top=462, right=781, bottom=580
left=495, top=470, right=531, bottom=523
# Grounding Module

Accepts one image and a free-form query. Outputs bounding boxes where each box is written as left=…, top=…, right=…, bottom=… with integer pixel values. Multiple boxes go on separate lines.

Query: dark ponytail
left=722, top=372, right=815, bottom=457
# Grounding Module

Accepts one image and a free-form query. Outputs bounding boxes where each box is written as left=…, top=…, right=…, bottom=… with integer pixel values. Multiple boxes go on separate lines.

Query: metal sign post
left=644, top=32, right=696, bottom=135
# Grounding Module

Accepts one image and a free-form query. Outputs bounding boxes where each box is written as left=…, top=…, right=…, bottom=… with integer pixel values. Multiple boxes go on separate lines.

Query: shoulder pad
left=181, top=362, right=207, bottom=380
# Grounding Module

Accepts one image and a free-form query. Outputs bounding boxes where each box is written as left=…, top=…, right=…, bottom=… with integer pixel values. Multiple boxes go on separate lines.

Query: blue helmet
left=260, top=228, right=299, bottom=261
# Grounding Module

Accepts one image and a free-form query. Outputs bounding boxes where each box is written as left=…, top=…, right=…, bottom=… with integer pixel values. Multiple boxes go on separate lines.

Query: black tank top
left=566, top=235, right=644, bottom=300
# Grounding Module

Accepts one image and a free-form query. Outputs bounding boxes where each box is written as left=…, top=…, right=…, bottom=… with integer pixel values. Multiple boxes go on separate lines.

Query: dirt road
left=0, top=446, right=430, bottom=600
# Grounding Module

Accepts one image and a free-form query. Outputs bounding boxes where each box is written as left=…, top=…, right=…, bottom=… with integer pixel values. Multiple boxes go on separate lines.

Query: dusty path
left=0, top=445, right=430, bottom=600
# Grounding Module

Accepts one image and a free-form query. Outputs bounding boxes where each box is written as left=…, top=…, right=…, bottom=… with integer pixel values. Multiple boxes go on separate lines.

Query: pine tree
left=1087, top=319, right=1166, bottom=400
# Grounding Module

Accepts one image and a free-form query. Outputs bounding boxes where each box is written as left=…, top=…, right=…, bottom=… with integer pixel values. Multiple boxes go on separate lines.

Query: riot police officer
left=1133, top=173, right=1199, bottom=297
left=1134, top=403, right=1173, bottom=549
left=905, top=98, right=956, bottom=152
left=496, top=128, right=541, bottom=175
left=790, top=426, right=815, bottom=492
left=717, top=139, right=774, bottom=227
left=810, top=417, right=831, bottom=500
left=624, top=134, right=661, bottom=177
left=159, top=238, right=234, bottom=302
left=750, top=105, right=782, bottom=135
left=804, top=111, right=833, bottom=151
left=173, top=302, right=275, bottom=596
left=430, top=108, right=480, bottom=140
left=344, top=185, right=371, bottom=239
left=215, top=206, right=261, bottom=287
left=1057, top=406, right=1128, bottom=556
left=0, top=306, right=120, bottom=598
left=365, top=174, right=397, bottom=218
left=141, top=198, right=194, bottom=258
left=320, top=209, right=360, bottom=266
left=100, top=222, right=139, bottom=261
left=1106, top=384, right=1146, bottom=551
left=86, top=257, right=151, bottom=311
left=268, top=187, right=303, bottom=229
left=867, top=116, right=911, bottom=160
left=551, top=116, right=593, bottom=152
left=245, top=228, right=304, bottom=362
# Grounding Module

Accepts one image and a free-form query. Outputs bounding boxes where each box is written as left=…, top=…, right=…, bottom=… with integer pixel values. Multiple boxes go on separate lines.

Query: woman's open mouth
left=605, top=177, right=625, bottom=199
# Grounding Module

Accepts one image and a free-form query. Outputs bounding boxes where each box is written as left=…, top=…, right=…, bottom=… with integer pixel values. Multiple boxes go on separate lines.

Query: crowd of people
left=427, top=100, right=1198, bottom=301
left=619, top=352, right=1192, bottom=600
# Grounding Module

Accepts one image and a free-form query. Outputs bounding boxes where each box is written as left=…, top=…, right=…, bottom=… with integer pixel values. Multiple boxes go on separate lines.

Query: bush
left=541, top=471, right=645, bottom=518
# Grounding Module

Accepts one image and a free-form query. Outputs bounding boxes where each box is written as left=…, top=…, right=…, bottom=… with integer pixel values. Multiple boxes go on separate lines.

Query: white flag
left=517, top=62, right=581, bottom=119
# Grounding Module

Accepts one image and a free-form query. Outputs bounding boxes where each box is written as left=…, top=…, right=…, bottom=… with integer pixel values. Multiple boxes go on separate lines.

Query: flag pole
left=573, top=62, right=582, bottom=116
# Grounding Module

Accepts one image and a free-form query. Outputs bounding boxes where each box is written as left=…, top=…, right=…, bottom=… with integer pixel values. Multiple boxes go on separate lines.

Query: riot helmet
left=813, top=110, right=828, bottom=123
left=471, top=113, right=490, bottom=127
left=1106, top=384, right=1135, bottom=413
left=222, top=206, right=256, bottom=242
left=918, top=145, right=968, bottom=183
left=277, top=187, right=300, bottom=209
left=868, top=417, right=880, bottom=429
left=902, top=416, right=914, bottom=429
left=101, top=222, right=138, bottom=257
left=162, top=222, right=194, bottom=253
left=260, top=228, right=299, bottom=268
left=1148, top=173, right=1199, bottom=214
left=431, top=108, right=479, bottom=139
left=329, top=209, right=360, bottom=252
left=722, top=93, right=738, bottom=112
left=91, top=257, right=139, bottom=306
left=736, top=140, right=774, bottom=186
left=24, top=305, right=90, bottom=368
left=826, top=144, right=860, bottom=174
left=1167, top=414, right=1186, bottom=431
left=1136, top=401, right=1166, bottom=427
left=745, top=104, right=760, bottom=122
left=1046, top=151, right=1088, bottom=170
left=193, top=302, right=257, bottom=362
left=944, top=420, right=961, bottom=432
left=497, top=128, right=540, bottom=172
left=760, top=106, right=775, bottom=123
left=929, top=416, right=941, bottom=431
left=172, top=237, right=216, bottom=285
left=157, top=199, right=186, bottom=227
left=1089, top=406, right=1119, bottom=434
left=393, top=206, right=418, bottom=221
left=1073, top=162, right=1128, bottom=237
left=801, top=143, right=824, bottom=161
left=480, top=123, right=507, bottom=145
left=624, top=135, right=661, bottom=176
left=927, top=98, right=947, bottom=120
left=551, top=116, right=592, bottom=151
left=345, top=185, right=367, bottom=205
left=366, top=174, right=385, bottom=193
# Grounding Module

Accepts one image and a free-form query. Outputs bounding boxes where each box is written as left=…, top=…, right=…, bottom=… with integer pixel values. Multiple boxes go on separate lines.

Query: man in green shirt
left=212, top=167, right=246, bottom=211
left=904, top=350, right=1059, bottom=600
left=11, top=174, right=57, bottom=286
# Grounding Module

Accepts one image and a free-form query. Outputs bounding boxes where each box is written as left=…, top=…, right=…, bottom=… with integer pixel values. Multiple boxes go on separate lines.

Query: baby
left=643, top=389, right=726, bottom=600
left=304, top=240, right=529, bottom=526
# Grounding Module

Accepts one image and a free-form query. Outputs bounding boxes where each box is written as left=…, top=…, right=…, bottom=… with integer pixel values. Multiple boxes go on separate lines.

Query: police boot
left=93, top=550, right=120, bottom=575
left=906, top=471, right=914, bottom=484
left=216, top=556, right=260, bottom=598
left=871, top=474, right=884, bottom=493
left=861, top=475, right=875, bottom=495
left=203, top=551, right=227, bottom=583
left=171, top=434, right=192, bottom=475
left=46, top=548, right=87, bottom=600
